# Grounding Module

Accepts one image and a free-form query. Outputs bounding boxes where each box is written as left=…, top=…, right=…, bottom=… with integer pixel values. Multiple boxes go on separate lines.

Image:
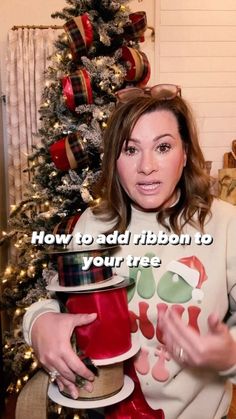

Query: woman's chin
left=132, top=200, right=163, bottom=212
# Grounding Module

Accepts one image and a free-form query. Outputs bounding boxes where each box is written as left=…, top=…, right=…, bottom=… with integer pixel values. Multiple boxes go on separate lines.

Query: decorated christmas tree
left=0, top=0, right=150, bottom=412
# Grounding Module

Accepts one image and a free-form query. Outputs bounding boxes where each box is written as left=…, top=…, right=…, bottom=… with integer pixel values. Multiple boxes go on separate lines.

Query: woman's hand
left=31, top=311, right=97, bottom=399
left=160, top=309, right=236, bottom=371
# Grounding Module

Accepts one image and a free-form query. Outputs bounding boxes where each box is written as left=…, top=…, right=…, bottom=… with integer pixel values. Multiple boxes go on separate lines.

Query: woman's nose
left=137, top=152, right=158, bottom=174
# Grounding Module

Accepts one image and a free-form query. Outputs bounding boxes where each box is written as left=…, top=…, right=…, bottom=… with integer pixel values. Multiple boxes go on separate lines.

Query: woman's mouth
left=137, top=181, right=161, bottom=192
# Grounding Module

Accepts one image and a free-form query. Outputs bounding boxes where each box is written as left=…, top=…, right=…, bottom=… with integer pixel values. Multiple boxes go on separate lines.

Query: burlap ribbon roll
left=62, top=68, right=93, bottom=111
left=62, top=363, right=124, bottom=400
left=49, top=132, right=89, bottom=171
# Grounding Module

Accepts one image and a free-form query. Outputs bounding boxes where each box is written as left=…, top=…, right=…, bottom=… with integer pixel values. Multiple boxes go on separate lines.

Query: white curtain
left=6, top=28, right=62, bottom=206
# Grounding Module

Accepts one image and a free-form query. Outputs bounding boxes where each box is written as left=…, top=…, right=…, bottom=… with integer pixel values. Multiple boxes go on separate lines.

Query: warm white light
left=5, top=267, right=12, bottom=275
left=31, top=361, right=38, bottom=370
left=15, top=308, right=21, bottom=316
left=24, top=350, right=32, bottom=359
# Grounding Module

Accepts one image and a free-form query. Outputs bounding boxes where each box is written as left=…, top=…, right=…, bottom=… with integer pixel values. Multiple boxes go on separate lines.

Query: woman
left=23, top=85, right=236, bottom=419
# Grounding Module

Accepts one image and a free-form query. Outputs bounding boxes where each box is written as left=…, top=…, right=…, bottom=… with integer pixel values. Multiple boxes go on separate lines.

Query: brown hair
left=92, top=95, right=213, bottom=234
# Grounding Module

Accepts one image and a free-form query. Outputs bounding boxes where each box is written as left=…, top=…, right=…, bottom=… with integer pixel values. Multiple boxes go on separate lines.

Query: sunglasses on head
left=115, top=84, right=181, bottom=103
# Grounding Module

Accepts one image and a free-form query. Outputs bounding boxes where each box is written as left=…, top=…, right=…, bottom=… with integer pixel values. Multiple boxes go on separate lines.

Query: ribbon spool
left=121, top=46, right=151, bottom=86
left=49, top=132, right=89, bottom=171
left=56, top=249, right=113, bottom=287
left=62, top=68, right=93, bottom=111
left=64, top=14, right=93, bottom=62
left=62, top=362, right=124, bottom=400
left=50, top=215, right=117, bottom=288
left=66, top=287, right=131, bottom=360
left=63, top=287, right=133, bottom=400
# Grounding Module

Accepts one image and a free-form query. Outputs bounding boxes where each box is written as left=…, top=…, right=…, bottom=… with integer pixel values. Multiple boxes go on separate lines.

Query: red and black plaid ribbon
left=121, top=46, right=151, bottom=86
left=138, top=50, right=151, bottom=86
left=71, top=70, right=93, bottom=106
left=64, top=19, right=87, bottom=60
left=68, top=132, right=89, bottom=169
left=64, top=14, right=93, bottom=62
left=123, top=12, right=147, bottom=41
left=53, top=214, right=81, bottom=235
left=57, top=250, right=112, bottom=287
left=62, top=69, right=93, bottom=111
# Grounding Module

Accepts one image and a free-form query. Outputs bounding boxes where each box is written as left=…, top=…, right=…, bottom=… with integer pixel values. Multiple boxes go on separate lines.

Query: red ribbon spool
left=66, top=288, right=132, bottom=360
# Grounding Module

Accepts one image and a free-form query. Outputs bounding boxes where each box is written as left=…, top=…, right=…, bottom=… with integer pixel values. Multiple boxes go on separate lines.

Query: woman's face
left=116, top=109, right=187, bottom=212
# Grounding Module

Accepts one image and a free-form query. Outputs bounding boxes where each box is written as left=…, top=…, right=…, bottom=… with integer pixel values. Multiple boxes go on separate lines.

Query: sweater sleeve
left=23, top=299, right=60, bottom=346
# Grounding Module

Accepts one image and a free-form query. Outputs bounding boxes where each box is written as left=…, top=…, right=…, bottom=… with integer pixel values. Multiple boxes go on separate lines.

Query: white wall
left=155, top=0, right=236, bottom=176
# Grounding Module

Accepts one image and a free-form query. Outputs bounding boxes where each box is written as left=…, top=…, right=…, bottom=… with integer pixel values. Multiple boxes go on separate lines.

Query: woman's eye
left=125, top=146, right=137, bottom=155
left=157, top=143, right=171, bottom=153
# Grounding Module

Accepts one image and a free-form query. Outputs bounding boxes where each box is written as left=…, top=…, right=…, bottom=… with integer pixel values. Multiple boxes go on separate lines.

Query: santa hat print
left=157, top=256, right=207, bottom=304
